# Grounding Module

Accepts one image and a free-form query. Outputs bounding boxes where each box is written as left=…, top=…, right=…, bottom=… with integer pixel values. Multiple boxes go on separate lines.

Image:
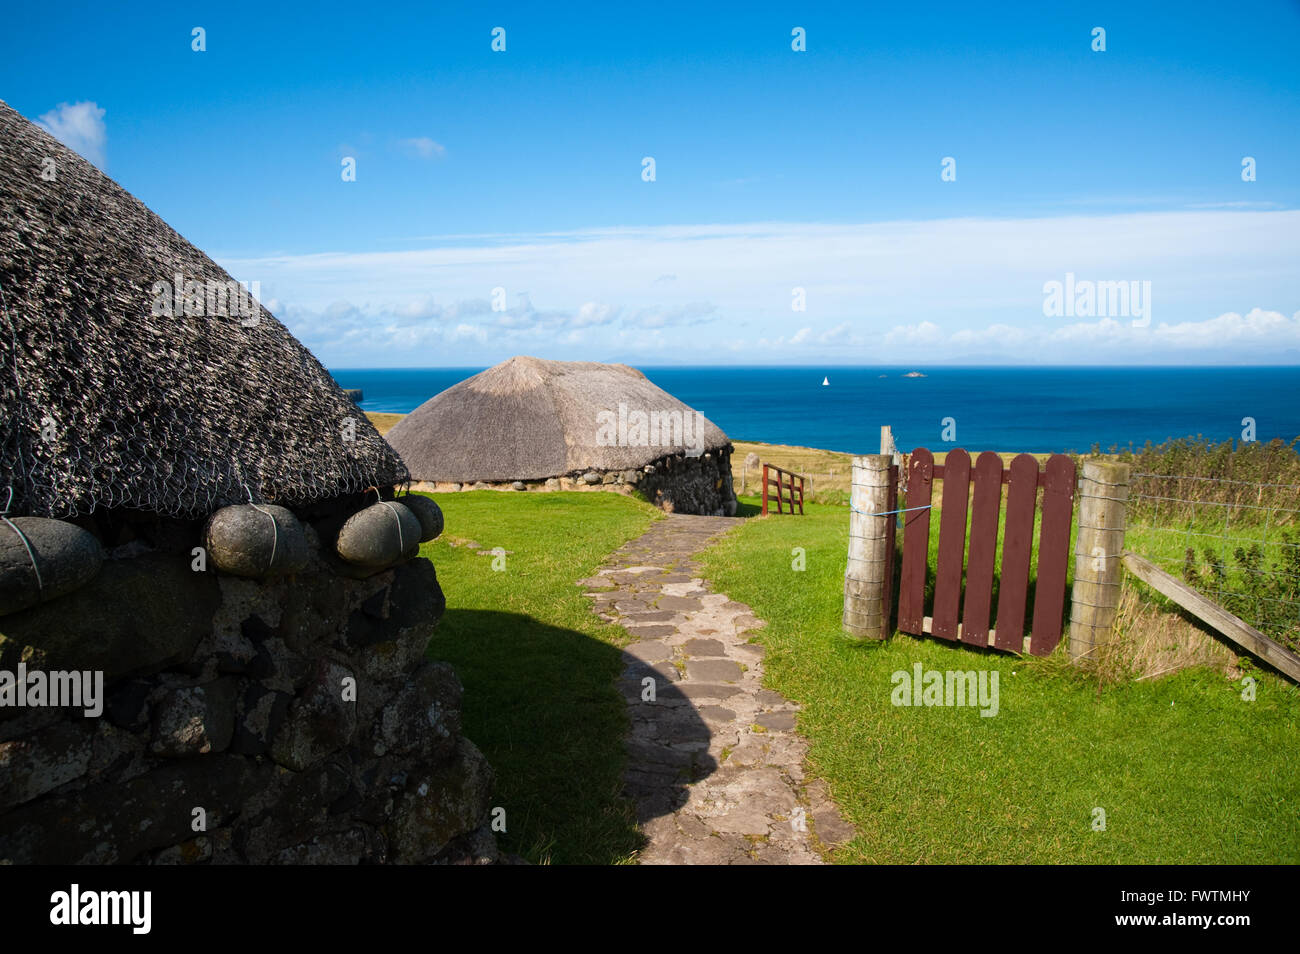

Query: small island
left=903, top=371, right=927, bottom=378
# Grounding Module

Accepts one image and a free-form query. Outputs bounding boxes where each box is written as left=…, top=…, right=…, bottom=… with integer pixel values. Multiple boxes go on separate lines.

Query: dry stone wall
left=0, top=493, right=497, bottom=865
left=413, top=447, right=738, bottom=517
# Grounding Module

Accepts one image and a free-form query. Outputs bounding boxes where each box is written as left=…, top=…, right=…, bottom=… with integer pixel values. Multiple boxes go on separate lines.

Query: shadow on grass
left=427, top=608, right=713, bottom=864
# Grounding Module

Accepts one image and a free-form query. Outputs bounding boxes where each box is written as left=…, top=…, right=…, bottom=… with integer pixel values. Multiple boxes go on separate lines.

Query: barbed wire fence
left=1126, top=471, right=1300, bottom=652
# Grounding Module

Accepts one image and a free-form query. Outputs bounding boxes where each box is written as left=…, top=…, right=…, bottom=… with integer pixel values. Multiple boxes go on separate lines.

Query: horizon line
left=328, top=362, right=1300, bottom=371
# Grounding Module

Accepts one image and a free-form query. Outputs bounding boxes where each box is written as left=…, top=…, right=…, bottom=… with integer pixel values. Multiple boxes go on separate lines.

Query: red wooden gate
left=761, top=464, right=806, bottom=515
left=896, top=448, right=1076, bottom=656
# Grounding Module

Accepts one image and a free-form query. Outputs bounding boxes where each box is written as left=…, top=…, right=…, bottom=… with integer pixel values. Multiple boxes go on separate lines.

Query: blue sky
left=3, top=0, right=1299, bottom=366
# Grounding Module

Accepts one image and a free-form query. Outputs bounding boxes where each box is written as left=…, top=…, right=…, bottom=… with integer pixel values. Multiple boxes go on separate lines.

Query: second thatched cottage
left=386, top=356, right=738, bottom=516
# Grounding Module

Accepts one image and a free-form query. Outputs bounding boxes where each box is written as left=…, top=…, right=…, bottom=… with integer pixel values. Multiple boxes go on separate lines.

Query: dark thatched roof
left=0, top=100, right=407, bottom=519
left=387, top=355, right=731, bottom=482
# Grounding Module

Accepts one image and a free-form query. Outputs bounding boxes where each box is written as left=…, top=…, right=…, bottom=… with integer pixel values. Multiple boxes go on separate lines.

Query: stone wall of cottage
left=0, top=494, right=496, bottom=865
left=413, top=447, right=738, bottom=517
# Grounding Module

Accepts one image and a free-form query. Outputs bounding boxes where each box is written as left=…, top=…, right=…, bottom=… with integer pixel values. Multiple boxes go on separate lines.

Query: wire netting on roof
left=0, top=100, right=408, bottom=519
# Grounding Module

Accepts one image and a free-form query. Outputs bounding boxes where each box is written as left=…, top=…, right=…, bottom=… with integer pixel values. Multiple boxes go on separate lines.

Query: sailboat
left=822, top=376, right=829, bottom=386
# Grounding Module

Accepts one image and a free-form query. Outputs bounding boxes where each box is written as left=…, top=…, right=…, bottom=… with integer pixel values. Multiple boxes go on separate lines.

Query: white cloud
left=219, top=210, right=1300, bottom=366
left=450, top=323, right=487, bottom=343
left=818, top=322, right=853, bottom=345
left=633, top=302, right=717, bottom=328
left=879, top=309, right=1300, bottom=363
left=573, top=302, right=620, bottom=327
left=884, top=321, right=944, bottom=347
left=390, top=295, right=491, bottom=321
left=397, top=137, right=446, bottom=159
left=1149, top=308, right=1295, bottom=347
left=37, top=101, right=106, bottom=168
left=950, top=323, right=1028, bottom=348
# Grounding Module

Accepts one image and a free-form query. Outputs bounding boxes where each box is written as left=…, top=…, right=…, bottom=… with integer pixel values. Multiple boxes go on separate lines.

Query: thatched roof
left=0, top=100, right=407, bottom=519
left=387, top=356, right=731, bottom=482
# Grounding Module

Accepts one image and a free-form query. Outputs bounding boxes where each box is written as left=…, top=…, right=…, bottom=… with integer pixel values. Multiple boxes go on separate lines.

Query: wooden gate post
left=843, top=454, right=893, bottom=639
left=879, top=425, right=896, bottom=464
left=1069, top=460, right=1130, bottom=663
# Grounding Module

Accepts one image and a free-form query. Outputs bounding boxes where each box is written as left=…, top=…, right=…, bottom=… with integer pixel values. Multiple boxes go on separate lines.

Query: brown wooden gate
left=896, top=448, right=1076, bottom=656
left=761, top=464, right=805, bottom=515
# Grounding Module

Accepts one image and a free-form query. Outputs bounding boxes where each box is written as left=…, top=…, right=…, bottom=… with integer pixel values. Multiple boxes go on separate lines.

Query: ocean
left=331, top=366, right=1300, bottom=455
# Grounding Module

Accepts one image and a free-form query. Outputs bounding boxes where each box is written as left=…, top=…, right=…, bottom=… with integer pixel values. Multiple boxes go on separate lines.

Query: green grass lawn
left=417, top=490, right=661, bottom=864
left=414, top=487, right=1299, bottom=864
left=699, top=496, right=1300, bottom=864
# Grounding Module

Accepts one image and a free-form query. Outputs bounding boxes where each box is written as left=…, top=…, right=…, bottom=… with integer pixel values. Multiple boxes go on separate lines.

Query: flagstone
left=581, top=512, right=855, bottom=865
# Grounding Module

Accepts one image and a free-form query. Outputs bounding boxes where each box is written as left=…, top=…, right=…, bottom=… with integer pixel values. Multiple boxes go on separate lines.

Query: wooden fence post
left=880, top=425, right=901, bottom=467
left=742, top=452, right=759, bottom=496
left=843, top=454, right=893, bottom=639
left=761, top=464, right=769, bottom=515
left=1069, top=459, right=1130, bottom=662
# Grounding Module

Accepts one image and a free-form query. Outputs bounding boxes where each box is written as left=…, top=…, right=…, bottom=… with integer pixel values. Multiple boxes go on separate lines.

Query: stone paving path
left=578, top=513, right=855, bottom=864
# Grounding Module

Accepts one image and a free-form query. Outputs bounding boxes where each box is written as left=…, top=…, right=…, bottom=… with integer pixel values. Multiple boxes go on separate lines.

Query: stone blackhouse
left=0, top=100, right=495, bottom=864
